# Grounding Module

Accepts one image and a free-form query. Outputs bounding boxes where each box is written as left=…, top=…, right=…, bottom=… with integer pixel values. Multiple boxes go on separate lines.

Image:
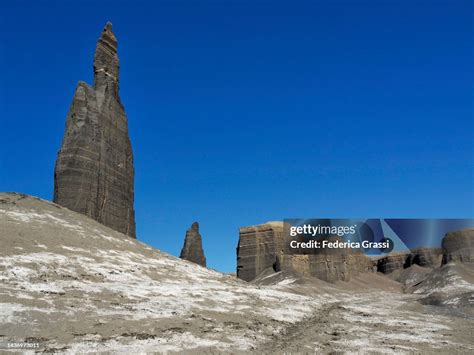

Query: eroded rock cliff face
left=280, top=248, right=373, bottom=283
left=377, top=253, right=409, bottom=274
left=442, top=229, right=473, bottom=265
left=236, top=221, right=455, bottom=281
left=278, top=234, right=373, bottom=282
left=377, top=248, right=442, bottom=274
left=54, top=22, right=136, bottom=238
left=237, top=222, right=284, bottom=282
left=236, top=223, right=372, bottom=283
left=406, top=248, right=442, bottom=268
left=180, top=222, right=206, bottom=267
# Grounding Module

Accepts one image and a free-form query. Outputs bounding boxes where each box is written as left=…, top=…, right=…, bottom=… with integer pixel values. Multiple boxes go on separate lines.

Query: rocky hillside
left=410, top=262, right=474, bottom=315
left=1, top=193, right=473, bottom=353
left=0, top=193, right=322, bottom=352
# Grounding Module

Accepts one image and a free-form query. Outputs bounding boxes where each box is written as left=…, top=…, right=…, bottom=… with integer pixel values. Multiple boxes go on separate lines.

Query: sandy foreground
left=0, top=193, right=473, bottom=353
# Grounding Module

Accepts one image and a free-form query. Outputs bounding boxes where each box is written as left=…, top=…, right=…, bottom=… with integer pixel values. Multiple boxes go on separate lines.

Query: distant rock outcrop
left=441, top=229, right=473, bottom=265
left=377, top=253, right=409, bottom=274
left=54, top=22, right=136, bottom=238
left=236, top=222, right=372, bottom=283
left=237, top=222, right=284, bottom=282
left=377, top=248, right=442, bottom=274
left=282, top=237, right=373, bottom=283
left=406, top=247, right=442, bottom=268
left=180, top=222, right=206, bottom=267
left=236, top=222, right=457, bottom=281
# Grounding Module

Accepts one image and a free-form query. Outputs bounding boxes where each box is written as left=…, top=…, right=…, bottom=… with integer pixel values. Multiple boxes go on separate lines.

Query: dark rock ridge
left=377, top=248, right=442, bottom=274
left=54, top=22, right=136, bottom=238
left=406, top=247, right=442, bottom=268
left=377, top=253, right=410, bottom=274
left=236, top=222, right=372, bottom=283
left=442, top=229, right=473, bottom=265
left=180, top=222, right=206, bottom=267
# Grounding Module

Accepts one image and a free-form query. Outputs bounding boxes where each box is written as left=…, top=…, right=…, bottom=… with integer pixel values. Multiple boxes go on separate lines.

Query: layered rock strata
left=237, top=222, right=284, bottom=282
left=406, top=248, right=442, bottom=268
left=280, top=248, right=372, bottom=283
left=236, top=221, right=457, bottom=281
left=54, top=22, right=136, bottom=238
left=180, top=222, right=206, bottom=267
left=236, top=222, right=372, bottom=283
left=377, top=253, right=410, bottom=274
left=377, top=248, right=442, bottom=274
left=441, top=229, right=473, bottom=265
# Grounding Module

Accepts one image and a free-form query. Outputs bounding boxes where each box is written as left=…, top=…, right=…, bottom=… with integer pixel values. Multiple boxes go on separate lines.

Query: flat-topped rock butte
left=236, top=221, right=473, bottom=283
left=54, top=22, right=136, bottom=238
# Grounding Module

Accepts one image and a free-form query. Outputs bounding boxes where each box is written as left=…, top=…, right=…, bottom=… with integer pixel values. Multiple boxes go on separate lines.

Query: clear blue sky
left=1, top=1, right=472, bottom=272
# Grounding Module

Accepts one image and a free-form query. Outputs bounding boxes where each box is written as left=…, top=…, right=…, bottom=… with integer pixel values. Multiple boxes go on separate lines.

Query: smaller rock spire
left=93, top=21, right=120, bottom=97
left=180, top=222, right=207, bottom=267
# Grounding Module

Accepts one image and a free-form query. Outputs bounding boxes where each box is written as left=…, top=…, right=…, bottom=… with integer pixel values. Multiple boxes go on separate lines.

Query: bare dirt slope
left=0, top=193, right=473, bottom=353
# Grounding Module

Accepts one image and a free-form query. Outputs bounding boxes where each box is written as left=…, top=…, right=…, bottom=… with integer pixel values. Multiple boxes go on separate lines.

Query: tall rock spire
left=180, top=222, right=207, bottom=267
left=54, top=22, right=136, bottom=238
left=93, top=22, right=120, bottom=97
